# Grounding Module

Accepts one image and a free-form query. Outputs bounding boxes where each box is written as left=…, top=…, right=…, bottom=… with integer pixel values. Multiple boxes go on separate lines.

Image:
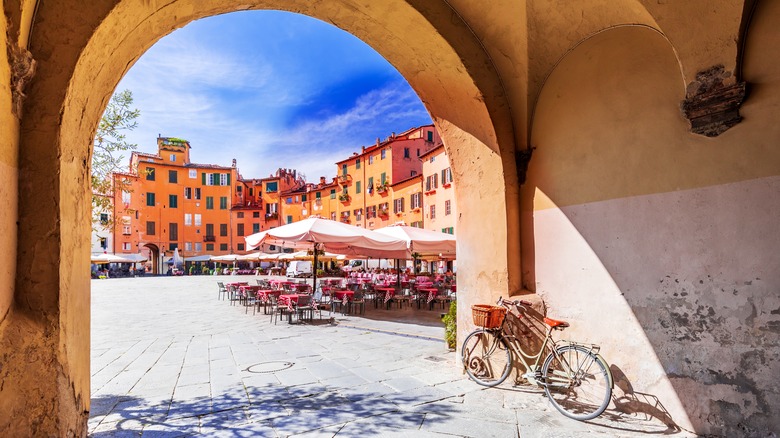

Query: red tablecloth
left=375, top=287, right=395, bottom=304
left=256, top=289, right=282, bottom=303
left=332, top=290, right=354, bottom=305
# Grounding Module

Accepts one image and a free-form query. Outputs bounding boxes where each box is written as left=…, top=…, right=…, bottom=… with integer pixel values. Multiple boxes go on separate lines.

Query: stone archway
left=4, top=1, right=519, bottom=434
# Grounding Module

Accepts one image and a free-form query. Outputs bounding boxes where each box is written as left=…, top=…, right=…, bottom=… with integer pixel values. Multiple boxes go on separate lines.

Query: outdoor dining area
left=217, top=217, right=457, bottom=325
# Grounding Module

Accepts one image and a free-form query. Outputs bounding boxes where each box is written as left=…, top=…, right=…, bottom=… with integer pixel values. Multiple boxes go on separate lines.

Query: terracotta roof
left=391, top=174, right=423, bottom=187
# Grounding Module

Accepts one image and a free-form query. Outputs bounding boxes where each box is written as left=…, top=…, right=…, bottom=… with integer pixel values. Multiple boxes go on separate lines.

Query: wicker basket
left=471, top=304, right=507, bottom=329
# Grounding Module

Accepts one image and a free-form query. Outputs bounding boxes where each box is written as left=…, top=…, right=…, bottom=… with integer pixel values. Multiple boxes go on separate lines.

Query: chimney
left=231, top=158, right=237, bottom=168
left=376, top=138, right=380, bottom=146
left=361, top=146, right=365, bottom=153
left=320, top=176, right=326, bottom=184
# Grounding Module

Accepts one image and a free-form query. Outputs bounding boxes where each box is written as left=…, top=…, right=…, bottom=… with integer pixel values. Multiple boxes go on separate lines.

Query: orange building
left=420, top=144, right=456, bottom=235
left=112, top=136, right=238, bottom=273
left=389, top=174, right=424, bottom=228
left=334, top=125, right=439, bottom=230
left=304, top=176, right=340, bottom=221
left=232, top=169, right=303, bottom=252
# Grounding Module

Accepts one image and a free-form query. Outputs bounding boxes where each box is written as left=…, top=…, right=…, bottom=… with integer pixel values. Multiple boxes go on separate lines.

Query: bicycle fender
left=595, top=353, right=614, bottom=389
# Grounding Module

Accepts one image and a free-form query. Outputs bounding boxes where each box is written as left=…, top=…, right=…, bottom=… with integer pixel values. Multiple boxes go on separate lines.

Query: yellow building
left=420, top=144, right=456, bottom=235
left=334, top=125, right=439, bottom=229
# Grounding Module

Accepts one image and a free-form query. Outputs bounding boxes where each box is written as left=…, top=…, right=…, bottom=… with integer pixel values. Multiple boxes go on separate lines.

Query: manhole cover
left=245, top=361, right=294, bottom=373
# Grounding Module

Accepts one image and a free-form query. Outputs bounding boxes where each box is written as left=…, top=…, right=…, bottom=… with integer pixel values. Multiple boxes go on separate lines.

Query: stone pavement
left=90, top=276, right=695, bottom=437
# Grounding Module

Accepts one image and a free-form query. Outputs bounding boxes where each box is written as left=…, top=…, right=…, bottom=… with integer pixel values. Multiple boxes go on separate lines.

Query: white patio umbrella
left=245, top=217, right=409, bottom=290
left=91, top=253, right=135, bottom=264
left=374, top=224, right=456, bottom=258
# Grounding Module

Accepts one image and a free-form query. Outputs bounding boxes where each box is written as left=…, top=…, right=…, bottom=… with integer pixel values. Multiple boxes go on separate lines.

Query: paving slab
left=90, top=276, right=694, bottom=437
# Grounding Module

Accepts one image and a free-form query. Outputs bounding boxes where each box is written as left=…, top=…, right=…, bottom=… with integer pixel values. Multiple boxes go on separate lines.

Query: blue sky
left=116, top=10, right=431, bottom=180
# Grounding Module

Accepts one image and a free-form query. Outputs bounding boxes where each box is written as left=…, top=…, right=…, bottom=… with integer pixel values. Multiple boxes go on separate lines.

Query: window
left=194, top=214, right=202, bottom=226
left=237, top=212, right=244, bottom=219
left=411, top=192, right=422, bottom=209
left=417, top=148, right=420, bottom=157
left=425, top=174, right=439, bottom=191
left=99, top=213, right=108, bottom=225
left=403, top=147, right=410, bottom=158
left=442, top=227, right=454, bottom=235
left=356, top=158, right=361, bottom=169
left=206, top=243, right=214, bottom=251
left=146, top=192, right=155, bottom=206
left=220, top=174, right=228, bottom=186
left=253, top=211, right=260, bottom=218
left=442, top=167, right=453, bottom=185
left=206, top=223, right=214, bottom=237
left=194, top=188, right=201, bottom=200
left=341, top=164, right=348, bottom=176
left=170, top=154, right=176, bottom=162
left=122, top=242, right=131, bottom=251
left=315, top=192, right=321, bottom=199
left=430, top=155, right=436, bottom=163
left=394, top=198, right=405, bottom=213
left=411, top=221, right=423, bottom=228
left=445, top=200, right=452, bottom=215
left=356, top=181, right=362, bottom=194
left=220, top=243, right=228, bottom=251
left=183, top=242, right=191, bottom=251
left=236, top=185, right=242, bottom=193
left=168, top=170, right=177, bottom=183
left=194, top=242, right=202, bottom=252
left=302, top=194, right=307, bottom=202
left=206, top=196, right=214, bottom=209
left=145, top=167, right=155, bottom=180
left=381, top=149, right=387, bottom=160
left=184, top=187, right=191, bottom=199
left=427, top=131, right=433, bottom=142
left=286, top=197, right=292, bottom=204
left=252, top=223, right=260, bottom=233
left=122, top=191, right=131, bottom=204
left=205, top=173, right=213, bottom=186
left=368, top=155, right=374, bottom=165
left=330, top=212, right=336, bottom=221
left=184, top=213, right=192, bottom=225
left=146, top=221, right=155, bottom=235
left=287, top=215, right=293, bottom=224
left=169, top=223, right=178, bottom=240
left=266, top=181, right=278, bottom=192
left=169, top=194, right=178, bottom=208
left=367, top=205, right=377, bottom=219
left=220, top=224, right=228, bottom=237
left=411, top=170, right=417, bottom=176
left=330, top=189, right=336, bottom=199
left=99, top=238, right=107, bottom=249
left=189, top=169, right=197, bottom=179
left=354, top=208, right=363, bottom=221
left=237, top=223, right=244, bottom=236
left=368, top=177, right=374, bottom=193
left=430, top=205, right=436, bottom=219
left=237, top=243, right=245, bottom=251
left=220, top=196, right=227, bottom=209
left=380, top=172, right=386, bottom=185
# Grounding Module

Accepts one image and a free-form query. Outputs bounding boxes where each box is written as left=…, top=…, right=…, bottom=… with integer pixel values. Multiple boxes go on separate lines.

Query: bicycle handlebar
left=496, top=296, right=533, bottom=308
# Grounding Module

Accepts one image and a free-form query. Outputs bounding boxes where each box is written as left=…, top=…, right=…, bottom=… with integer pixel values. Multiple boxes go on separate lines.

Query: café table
left=374, top=287, right=396, bottom=309
left=330, top=289, right=354, bottom=314
left=255, top=289, right=283, bottom=314
left=278, top=294, right=307, bottom=323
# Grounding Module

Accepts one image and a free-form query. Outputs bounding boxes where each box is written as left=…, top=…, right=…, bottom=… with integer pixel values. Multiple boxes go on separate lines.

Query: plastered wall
left=523, top=24, right=780, bottom=436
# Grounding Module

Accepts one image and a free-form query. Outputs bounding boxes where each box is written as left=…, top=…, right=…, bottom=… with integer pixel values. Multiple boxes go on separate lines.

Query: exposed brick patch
left=680, top=65, right=746, bottom=137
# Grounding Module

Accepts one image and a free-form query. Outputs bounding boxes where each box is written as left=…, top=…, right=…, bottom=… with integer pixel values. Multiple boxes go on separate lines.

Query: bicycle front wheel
left=541, top=345, right=612, bottom=420
left=461, top=329, right=511, bottom=387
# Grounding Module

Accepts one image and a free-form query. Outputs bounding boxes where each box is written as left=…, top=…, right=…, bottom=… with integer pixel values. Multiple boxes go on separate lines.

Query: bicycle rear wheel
left=461, top=329, right=511, bottom=387
left=541, top=345, right=612, bottom=420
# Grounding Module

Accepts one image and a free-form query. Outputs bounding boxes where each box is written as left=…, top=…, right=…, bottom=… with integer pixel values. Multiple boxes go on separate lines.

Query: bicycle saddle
left=544, top=317, right=569, bottom=329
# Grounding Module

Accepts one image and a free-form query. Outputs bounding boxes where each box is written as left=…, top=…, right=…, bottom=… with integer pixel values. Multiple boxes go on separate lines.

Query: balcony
left=375, top=184, right=389, bottom=195
left=203, top=235, right=216, bottom=242
left=337, top=174, right=352, bottom=185
left=338, top=194, right=351, bottom=203
left=265, top=212, right=279, bottom=220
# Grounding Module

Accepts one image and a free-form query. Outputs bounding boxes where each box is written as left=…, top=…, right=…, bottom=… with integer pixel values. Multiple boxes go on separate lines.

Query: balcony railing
left=265, top=212, right=279, bottom=220
left=203, top=235, right=216, bottom=242
left=337, top=174, right=352, bottom=185
left=338, top=194, right=350, bottom=203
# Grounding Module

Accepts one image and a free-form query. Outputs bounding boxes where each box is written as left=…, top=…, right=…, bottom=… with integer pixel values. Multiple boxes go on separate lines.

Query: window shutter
left=213, top=173, right=219, bottom=185
left=401, top=197, right=405, bottom=212
left=201, top=172, right=206, bottom=185
left=227, top=173, right=231, bottom=185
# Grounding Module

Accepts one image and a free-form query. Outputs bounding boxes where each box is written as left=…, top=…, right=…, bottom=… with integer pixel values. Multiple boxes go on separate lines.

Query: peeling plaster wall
left=524, top=24, right=780, bottom=436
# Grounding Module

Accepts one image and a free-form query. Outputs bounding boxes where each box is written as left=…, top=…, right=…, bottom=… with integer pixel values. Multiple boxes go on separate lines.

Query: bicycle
left=461, top=297, right=613, bottom=421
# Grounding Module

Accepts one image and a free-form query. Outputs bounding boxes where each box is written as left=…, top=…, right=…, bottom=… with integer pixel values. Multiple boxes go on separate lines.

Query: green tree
left=91, top=89, right=140, bottom=229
